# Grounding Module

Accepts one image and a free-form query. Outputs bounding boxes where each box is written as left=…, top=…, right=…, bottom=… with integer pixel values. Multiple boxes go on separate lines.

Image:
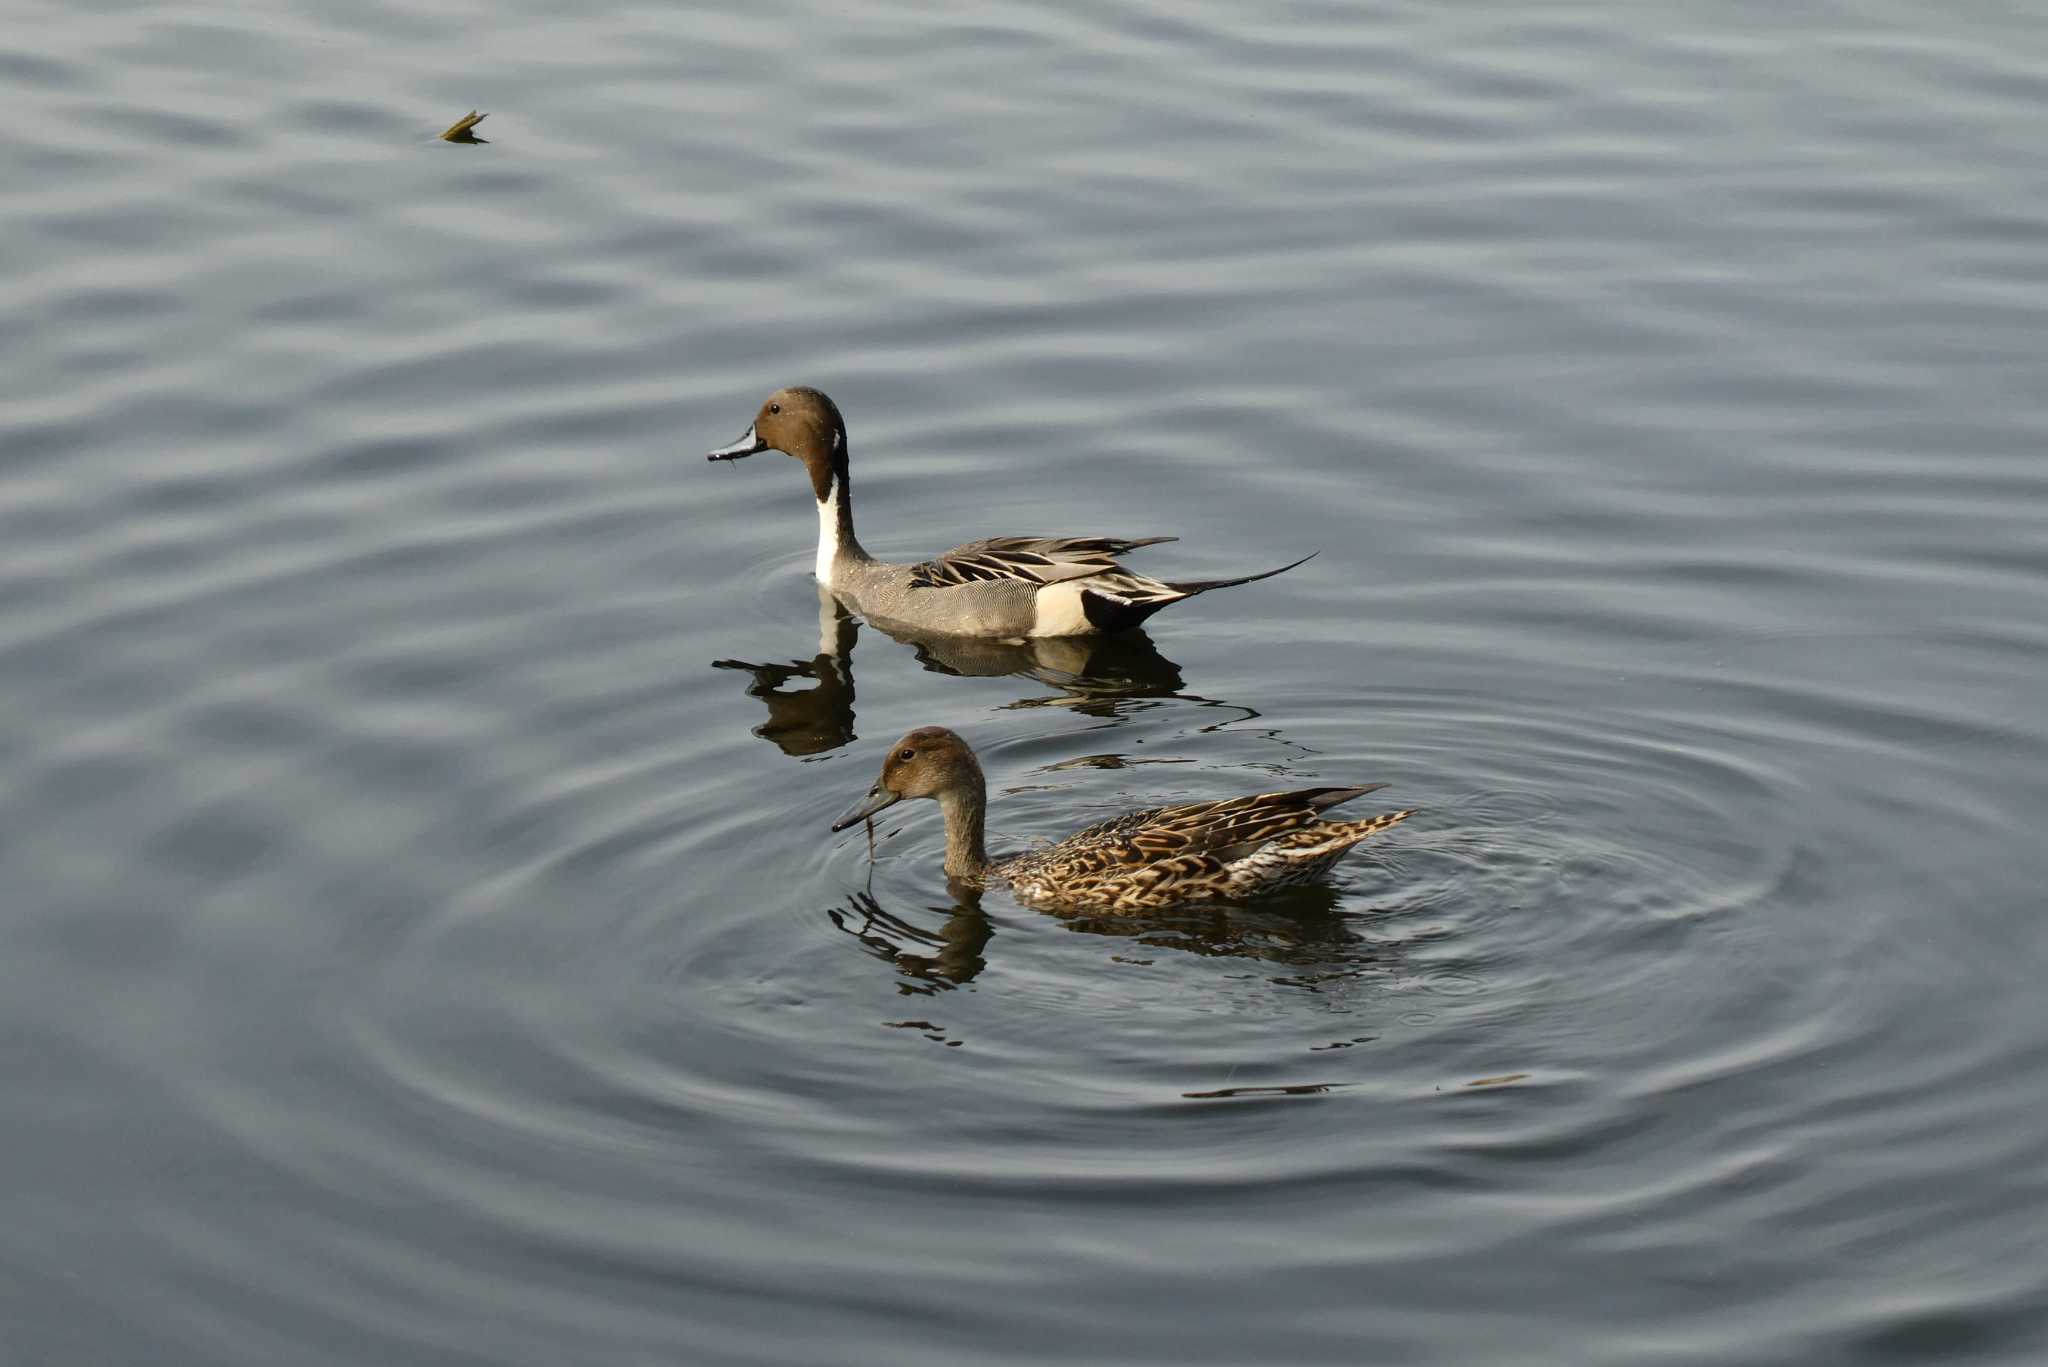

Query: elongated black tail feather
left=1164, top=551, right=1317, bottom=597
left=1079, top=552, right=1316, bottom=633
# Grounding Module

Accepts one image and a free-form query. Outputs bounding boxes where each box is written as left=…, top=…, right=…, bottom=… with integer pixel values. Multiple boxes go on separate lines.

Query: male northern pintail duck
left=707, top=387, right=1312, bottom=639
left=831, top=726, right=1414, bottom=911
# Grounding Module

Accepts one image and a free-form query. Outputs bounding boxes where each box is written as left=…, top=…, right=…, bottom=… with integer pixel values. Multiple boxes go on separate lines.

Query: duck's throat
left=938, top=785, right=990, bottom=879
left=814, top=477, right=857, bottom=587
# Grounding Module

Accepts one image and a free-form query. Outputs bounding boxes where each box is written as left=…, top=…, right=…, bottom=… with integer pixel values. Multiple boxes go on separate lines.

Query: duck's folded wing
left=1121, top=787, right=1385, bottom=862
left=1009, top=786, right=1399, bottom=909
left=907, top=535, right=1176, bottom=589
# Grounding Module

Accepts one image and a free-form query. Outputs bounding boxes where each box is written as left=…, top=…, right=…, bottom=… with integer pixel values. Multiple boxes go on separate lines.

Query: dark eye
left=769, top=402, right=781, bottom=415
left=899, top=748, right=915, bottom=761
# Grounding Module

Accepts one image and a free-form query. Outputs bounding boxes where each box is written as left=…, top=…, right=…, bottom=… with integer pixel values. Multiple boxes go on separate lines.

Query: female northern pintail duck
left=707, top=387, right=1311, bottom=639
left=831, top=726, right=1414, bottom=911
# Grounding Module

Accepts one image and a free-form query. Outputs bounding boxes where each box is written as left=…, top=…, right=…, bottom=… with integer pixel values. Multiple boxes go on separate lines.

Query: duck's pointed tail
left=1221, top=805, right=1415, bottom=895
left=1077, top=552, right=1316, bottom=633
left=1290, top=806, right=1416, bottom=858
left=1163, top=550, right=1317, bottom=598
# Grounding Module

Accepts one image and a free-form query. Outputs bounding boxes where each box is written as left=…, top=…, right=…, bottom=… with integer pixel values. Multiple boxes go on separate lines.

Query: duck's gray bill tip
left=707, top=426, right=767, bottom=462
left=832, top=786, right=901, bottom=832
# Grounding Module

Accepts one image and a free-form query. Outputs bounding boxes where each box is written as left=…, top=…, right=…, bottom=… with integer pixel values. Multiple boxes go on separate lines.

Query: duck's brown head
left=707, top=386, right=849, bottom=502
left=831, top=726, right=984, bottom=830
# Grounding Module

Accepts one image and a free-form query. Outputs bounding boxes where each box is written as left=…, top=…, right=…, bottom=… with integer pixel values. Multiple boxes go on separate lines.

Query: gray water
left=6, top=1, right=2048, bottom=1363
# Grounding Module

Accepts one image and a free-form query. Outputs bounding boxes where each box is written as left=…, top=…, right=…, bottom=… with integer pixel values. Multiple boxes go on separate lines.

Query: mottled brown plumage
left=832, top=727, right=1414, bottom=911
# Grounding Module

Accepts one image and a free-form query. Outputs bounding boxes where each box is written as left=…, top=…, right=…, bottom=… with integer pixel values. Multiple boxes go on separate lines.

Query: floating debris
left=1309, top=1035, right=1378, bottom=1052
left=1183, top=1082, right=1340, bottom=1100
left=1464, top=1073, right=1530, bottom=1088
left=439, top=110, right=489, bottom=144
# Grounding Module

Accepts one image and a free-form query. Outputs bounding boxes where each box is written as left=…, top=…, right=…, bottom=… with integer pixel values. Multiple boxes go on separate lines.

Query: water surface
left=5, top=1, right=2047, bottom=1363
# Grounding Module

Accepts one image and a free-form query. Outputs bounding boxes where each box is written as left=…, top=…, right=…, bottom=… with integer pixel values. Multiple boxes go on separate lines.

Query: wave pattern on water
left=3, top=0, right=2048, bottom=1364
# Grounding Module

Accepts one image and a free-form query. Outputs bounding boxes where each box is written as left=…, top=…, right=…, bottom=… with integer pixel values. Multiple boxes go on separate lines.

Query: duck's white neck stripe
left=815, top=479, right=841, bottom=586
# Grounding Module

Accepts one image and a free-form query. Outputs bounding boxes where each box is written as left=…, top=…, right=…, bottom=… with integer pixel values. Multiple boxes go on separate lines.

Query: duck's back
left=995, top=787, right=1410, bottom=910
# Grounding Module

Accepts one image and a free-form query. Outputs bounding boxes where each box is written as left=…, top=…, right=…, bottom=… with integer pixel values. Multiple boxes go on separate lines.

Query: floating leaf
left=440, top=110, right=489, bottom=144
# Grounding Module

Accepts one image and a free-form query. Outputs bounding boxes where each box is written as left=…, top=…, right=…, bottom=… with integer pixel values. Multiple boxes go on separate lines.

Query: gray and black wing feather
left=906, top=535, right=1178, bottom=589
left=908, top=536, right=1314, bottom=635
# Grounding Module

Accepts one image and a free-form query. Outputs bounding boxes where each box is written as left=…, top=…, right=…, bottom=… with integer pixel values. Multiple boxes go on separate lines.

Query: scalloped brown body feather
left=996, top=788, right=1415, bottom=911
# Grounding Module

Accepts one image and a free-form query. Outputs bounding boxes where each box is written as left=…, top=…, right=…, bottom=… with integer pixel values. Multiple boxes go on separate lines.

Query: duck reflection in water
left=827, top=878, right=1399, bottom=998
left=715, top=585, right=1189, bottom=759
left=712, top=587, right=861, bottom=757
left=827, top=889, right=994, bottom=994
left=1051, top=884, right=1375, bottom=966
